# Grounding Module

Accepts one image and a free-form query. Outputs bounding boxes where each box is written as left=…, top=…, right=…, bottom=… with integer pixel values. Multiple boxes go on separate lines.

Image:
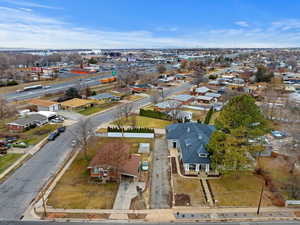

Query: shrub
left=107, top=126, right=154, bottom=133
left=139, top=108, right=170, bottom=120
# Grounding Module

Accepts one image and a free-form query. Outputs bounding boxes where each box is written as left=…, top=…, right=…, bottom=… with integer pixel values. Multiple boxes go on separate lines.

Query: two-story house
left=166, top=122, right=215, bottom=174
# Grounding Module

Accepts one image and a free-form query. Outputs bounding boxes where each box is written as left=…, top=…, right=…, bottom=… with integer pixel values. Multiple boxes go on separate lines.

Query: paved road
left=0, top=220, right=299, bottom=225
left=0, top=83, right=191, bottom=220
left=150, top=138, right=171, bottom=209
left=4, top=74, right=110, bottom=102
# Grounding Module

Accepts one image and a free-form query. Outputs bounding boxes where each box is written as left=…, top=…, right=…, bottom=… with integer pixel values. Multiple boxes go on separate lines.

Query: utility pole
left=257, top=182, right=264, bottom=215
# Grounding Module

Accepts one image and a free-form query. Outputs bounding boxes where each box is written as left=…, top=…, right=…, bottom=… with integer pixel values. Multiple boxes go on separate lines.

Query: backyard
left=111, top=115, right=172, bottom=129
left=209, top=171, right=273, bottom=207
left=0, top=153, right=23, bottom=174
left=47, top=137, right=153, bottom=209
left=76, top=102, right=120, bottom=116
left=259, top=156, right=300, bottom=201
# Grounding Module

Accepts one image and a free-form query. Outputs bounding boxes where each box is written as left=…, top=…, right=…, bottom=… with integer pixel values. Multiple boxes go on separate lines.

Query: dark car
left=6, top=136, right=18, bottom=143
left=48, top=131, right=60, bottom=141
left=57, top=126, right=66, bottom=133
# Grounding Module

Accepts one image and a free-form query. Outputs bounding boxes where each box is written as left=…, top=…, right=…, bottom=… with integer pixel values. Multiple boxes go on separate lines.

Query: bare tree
left=70, top=118, right=94, bottom=160
left=149, top=90, right=161, bottom=104
left=0, top=97, right=16, bottom=119
left=157, top=64, right=167, bottom=74
left=120, top=103, right=133, bottom=121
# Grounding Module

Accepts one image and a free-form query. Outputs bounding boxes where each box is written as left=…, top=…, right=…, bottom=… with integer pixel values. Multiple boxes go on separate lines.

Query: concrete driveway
left=150, top=138, right=171, bottom=209
left=113, top=179, right=145, bottom=210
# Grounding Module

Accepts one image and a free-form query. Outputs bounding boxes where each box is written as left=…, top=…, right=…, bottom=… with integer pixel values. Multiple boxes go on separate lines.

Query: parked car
left=48, top=131, right=60, bottom=141
left=12, top=141, right=28, bottom=148
left=6, top=136, right=18, bottom=143
left=141, top=161, right=149, bottom=171
left=57, top=126, right=66, bottom=133
left=51, top=118, right=63, bottom=123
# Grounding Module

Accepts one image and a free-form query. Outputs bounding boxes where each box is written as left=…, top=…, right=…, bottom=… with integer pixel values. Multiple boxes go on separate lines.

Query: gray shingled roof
left=8, top=114, right=47, bottom=127
left=166, top=122, right=215, bottom=164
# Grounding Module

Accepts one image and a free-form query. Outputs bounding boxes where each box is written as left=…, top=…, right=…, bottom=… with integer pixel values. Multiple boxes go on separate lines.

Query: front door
left=173, top=141, right=176, bottom=148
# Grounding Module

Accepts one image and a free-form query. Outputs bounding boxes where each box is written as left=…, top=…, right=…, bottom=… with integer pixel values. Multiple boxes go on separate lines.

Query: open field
left=76, top=102, right=121, bottom=116
left=47, top=137, right=152, bottom=209
left=173, top=174, right=206, bottom=206
left=209, top=171, right=273, bottom=207
left=0, top=153, right=23, bottom=174
left=111, top=115, right=172, bottom=129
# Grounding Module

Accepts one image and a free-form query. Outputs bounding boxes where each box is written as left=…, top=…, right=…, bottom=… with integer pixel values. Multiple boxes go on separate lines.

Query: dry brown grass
left=47, top=137, right=152, bottom=209
left=209, top=171, right=273, bottom=207
left=173, top=175, right=206, bottom=206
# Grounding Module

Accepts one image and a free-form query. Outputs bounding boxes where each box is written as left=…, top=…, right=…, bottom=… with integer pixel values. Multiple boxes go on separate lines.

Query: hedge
left=139, top=108, right=170, bottom=120
left=107, top=126, right=154, bottom=133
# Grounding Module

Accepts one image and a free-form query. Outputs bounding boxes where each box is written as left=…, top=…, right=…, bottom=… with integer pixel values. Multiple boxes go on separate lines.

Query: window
left=93, top=167, right=99, bottom=174
left=199, top=153, right=207, bottom=157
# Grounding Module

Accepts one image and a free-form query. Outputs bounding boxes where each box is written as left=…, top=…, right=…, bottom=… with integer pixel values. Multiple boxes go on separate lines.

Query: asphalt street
left=4, top=74, right=110, bottom=101
left=0, top=82, right=191, bottom=220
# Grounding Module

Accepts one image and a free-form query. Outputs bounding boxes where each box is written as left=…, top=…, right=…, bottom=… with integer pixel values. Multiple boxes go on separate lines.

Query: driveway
left=150, top=138, right=171, bottom=209
left=57, top=110, right=83, bottom=121
left=113, top=179, right=144, bottom=210
left=0, top=83, right=191, bottom=219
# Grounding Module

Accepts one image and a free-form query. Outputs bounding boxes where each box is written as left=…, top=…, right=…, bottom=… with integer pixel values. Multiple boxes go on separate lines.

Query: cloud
left=0, top=6, right=300, bottom=48
left=235, top=21, right=249, bottom=27
left=0, top=0, right=62, bottom=9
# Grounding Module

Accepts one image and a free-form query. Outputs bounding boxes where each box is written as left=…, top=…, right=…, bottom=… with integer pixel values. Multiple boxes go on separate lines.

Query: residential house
left=191, top=86, right=210, bottom=96
left=166, top=122, right=215, bottom=174
left=154, top=100, right=182, bottom=112
left=196, top=95, right=215, bottom=104
left=170, top=94, right=194, bottom=104
left=88, top=93, right=120, bottom=103
left=61, top=98, right=95, bottom=110
left=29, top=99, right=61, bottom=111
left=88, top=142, right=141, bottom=183
left=7, top=114, right=48, bottom=132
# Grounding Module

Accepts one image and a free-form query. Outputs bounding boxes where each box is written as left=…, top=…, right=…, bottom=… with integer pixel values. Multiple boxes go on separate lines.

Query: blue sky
left=1, top=0, right=300, bottom=48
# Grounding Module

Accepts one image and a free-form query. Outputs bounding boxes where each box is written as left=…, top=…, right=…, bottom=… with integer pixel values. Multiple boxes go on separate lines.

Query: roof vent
left=198, top=135, right=202, bottom=140
left=187, top=127, right=190, bottom=132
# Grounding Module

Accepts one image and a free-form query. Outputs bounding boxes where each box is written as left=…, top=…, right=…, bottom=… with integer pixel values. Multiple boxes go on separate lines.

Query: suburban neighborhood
left=0, top=1, right=300, bottom=224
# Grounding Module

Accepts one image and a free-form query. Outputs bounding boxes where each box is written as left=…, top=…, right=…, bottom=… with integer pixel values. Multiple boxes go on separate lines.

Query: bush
left=209, top=74, right=218, bottom=80
left=139, top=108, right=170, bottom=120
left=107, top=126, right=154, bottom=133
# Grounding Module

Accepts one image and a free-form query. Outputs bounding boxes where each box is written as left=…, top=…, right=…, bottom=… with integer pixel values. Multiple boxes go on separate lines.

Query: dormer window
left=199, top=153, right=207, bottom=158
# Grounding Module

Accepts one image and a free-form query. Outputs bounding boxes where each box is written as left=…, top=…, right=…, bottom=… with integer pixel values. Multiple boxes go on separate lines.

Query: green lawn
left=0, top=153, right=23, bottom=174
left=111, top=115, right=172, bottom=129
left=209, top=171, right=273, bottom=207
left=22, top=124, right=59, bottom=145
left=77, top=102, right=120, bottom=116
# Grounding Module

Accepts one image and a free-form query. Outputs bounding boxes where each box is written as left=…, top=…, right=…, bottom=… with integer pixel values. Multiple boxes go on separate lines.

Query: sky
left=1, top=0, right=300, bottom=49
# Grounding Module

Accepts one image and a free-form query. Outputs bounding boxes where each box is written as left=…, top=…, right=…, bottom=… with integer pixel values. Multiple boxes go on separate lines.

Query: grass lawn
left=173, top=175, right=206, bottom=206
left=22, top=124, right=59, bottom=145
left=47, top=137, right=152, bottom=209
left=0, top=153, right=23, bottom=174
left=111, top=115, right=172, bottom=129
left=209, top=171, right=273, bottom=207
left=76, top=102, right=120, bottom=116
